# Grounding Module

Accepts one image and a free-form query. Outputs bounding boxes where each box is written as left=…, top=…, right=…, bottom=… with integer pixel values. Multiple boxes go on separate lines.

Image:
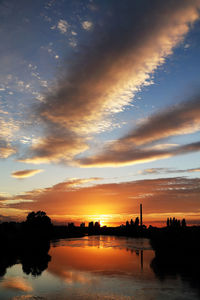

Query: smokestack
left=140, top=204, right=143, bottom=227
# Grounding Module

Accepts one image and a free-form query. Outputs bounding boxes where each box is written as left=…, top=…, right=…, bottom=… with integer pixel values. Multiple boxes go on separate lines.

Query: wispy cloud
left=0, top=109, right=8, bottom=114
left=189, top=168, right=200, bottom=172
left=78, top=96, right=200, bottom=167
left=50, top=177, right=102, bottom=189
left=139, top=167, right=200, bottom=175
left=21, top=0, right=200, bottom=164
left=0, top=139, right=16, bottom=158
left=19, top=129, right=88, bottom=164
left=11, top=169, right=44, bottom=179
left=118, top=97, right=200, bottom=146
left=82, top=21, right=93, bottom=30
left=40, top=1, right=199, bottom=132
left=0, top=114, right=19, bottom=159
left=77, top=140, right=200, bottom=167
left=57, top=19, right=69, bottom=34
left=0, top=192, right=10, bottom=201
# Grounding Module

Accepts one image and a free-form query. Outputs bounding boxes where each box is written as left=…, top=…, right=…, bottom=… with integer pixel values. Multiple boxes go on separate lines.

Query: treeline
left=166, top=217, right=186, bottom=228
left=1, top=211, right=199, bottom=244
left=0, top=211, right=86, bottom=242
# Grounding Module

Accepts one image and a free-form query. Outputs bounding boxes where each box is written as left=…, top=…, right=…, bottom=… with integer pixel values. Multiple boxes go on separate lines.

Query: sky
left=0, top=0, right=200, bottom=226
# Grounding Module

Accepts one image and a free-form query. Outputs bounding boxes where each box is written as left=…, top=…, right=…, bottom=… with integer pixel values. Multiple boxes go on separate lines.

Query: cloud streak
left=77, top=96, right=200, bottom=166
left=139, top=167, right=200, bottom=175
left=22, top=0, right=200, bottom=164
left=11, top=169, right=44, bottom=179
left=119, top=97, right=200, bottom=146
left=78, top=140, right=200, bottom=167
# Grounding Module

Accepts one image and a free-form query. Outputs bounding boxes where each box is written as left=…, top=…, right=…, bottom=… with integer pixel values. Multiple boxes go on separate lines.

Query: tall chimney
left=140, top=204, right=143, bottom=227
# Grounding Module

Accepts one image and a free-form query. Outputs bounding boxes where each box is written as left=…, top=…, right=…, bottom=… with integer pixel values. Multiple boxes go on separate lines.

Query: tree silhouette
left=135, top=217, right=139, bottom=227
left=181, top=218, right=186, bottom=228
left=26, top=211, right=51, bottom=224
left=166, top=217, right=187, bottom=229
left=25, top=211, right=52, bottom=237
left=167, top=218, right=170, bottom=227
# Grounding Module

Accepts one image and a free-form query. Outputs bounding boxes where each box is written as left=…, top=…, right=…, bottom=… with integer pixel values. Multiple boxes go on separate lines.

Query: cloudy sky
left=0, top=0, right=200, bottom=226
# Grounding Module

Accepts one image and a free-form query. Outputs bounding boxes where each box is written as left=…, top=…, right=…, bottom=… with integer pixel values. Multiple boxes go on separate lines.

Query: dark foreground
left=1, top=213, right=200, bottom=298
left=0, top=235, right=200, bottom=300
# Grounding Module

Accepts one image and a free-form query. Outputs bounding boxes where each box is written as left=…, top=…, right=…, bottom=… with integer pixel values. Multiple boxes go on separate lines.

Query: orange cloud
left=11, top=169, right=44, bottom=179
left=49, top=177, right=102, bottom=189
left=188, top=168, right=200, bottom=172
left=5, top=176, right=200, bottom=225
left=1, top=277, right=32, bottom=292
left=0, top=139, right=16, bottom=158
left=139, top=167, right=200, bottom=175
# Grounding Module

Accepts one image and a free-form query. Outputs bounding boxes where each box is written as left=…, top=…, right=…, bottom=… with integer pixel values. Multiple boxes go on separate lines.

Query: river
left=0, top=235, right=199, bottom=300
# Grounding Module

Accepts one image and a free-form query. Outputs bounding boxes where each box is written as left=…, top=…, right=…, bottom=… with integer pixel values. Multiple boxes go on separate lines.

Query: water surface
left=0, top=236, right=199, bottom=300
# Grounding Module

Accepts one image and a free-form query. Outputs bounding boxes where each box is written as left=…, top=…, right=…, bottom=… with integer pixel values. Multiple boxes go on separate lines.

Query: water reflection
left=2, top=277, right=32, bottom=292
left=0, top=236, right=199, bottom=300
left=49, top=238, right=152, bottom=280
left=0, top=240, right=51, bottom=278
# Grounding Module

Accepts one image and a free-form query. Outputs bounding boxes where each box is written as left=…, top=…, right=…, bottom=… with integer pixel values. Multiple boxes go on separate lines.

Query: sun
left=100, top=220, right=105, bottom=227
left=87, top=213, right=114, bottom=227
